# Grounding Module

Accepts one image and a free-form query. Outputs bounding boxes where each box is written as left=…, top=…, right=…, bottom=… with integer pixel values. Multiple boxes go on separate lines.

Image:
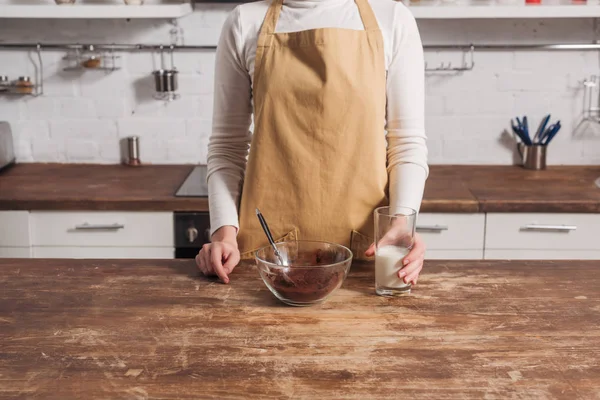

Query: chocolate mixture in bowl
left=262, top=249, right=347, bottom=303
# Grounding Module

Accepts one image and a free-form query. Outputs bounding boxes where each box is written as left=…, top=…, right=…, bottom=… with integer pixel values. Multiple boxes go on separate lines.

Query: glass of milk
left=374, top=206, right=416, bottom=296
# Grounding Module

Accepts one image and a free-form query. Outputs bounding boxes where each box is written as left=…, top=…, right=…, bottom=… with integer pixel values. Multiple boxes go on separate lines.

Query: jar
left=15, top=77, right=34, bottom=95
left=0, top=76, right=9, bottom=93
left=81, top=45, right=102, bottom=69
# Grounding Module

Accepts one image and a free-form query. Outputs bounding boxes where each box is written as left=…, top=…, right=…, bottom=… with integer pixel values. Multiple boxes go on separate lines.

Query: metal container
left=518, top=144, right=547, bottom=170
left=0, top=76, right=9, bottom=93
left=153, top=69, right=179, bottom=94
left=126, top=135, right=141, bottom=166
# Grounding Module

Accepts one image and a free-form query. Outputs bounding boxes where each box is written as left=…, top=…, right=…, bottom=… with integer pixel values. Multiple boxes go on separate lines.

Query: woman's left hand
left=365, top=232, right=426, bottom=285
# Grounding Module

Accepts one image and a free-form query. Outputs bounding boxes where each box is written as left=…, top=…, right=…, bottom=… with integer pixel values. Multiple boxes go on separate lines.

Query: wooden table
left=1, top=259, right=599, bottom=399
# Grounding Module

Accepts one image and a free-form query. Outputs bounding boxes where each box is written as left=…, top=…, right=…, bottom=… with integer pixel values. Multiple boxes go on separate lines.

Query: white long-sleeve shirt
left=208, top=0, right=428, bottom=235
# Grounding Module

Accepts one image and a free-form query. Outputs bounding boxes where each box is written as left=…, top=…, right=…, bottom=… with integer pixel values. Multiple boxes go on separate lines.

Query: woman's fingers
left=364, top=243, right=376, bottom=257
left=222, top=247, right=241, bottom=275
left=399, top=258, right=423, bottom=284
left=402, top=234, right=425, bottom=266
left=196, top=252, right=207, bottom=275
left=210, top=245, right=230, bottom=284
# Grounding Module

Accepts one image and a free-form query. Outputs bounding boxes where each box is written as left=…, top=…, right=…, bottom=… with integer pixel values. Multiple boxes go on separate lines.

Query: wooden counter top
left=0, top=163, right=207, bottom=212
left=0, top=258, right=598, bottom=399
left=0, top=163, right=599, bottom=212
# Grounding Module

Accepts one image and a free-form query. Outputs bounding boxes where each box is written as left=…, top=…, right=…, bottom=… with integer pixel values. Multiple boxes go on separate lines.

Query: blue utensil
left=534, top=114, right=551, bottom=144
left=523, top=116, right=530, bottom=142
left=543, top=121, right=561, bottom=145
left=513, top=117, right=532, bottom=145
left=539, top=122, right=556, bottom=144
left=511, top=119, right=528, bottom=145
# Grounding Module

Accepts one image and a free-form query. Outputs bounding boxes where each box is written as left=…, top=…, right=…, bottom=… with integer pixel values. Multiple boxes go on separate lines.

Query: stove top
left=175, top=165, right=208, bottom=197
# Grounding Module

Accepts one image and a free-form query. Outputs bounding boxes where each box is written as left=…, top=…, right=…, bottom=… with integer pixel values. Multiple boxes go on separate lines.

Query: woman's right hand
left=195, top=226, right=240, bottom=284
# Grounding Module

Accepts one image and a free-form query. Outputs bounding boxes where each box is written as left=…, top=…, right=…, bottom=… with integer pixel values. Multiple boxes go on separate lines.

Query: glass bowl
left=255, top=240, right=353, bottom=307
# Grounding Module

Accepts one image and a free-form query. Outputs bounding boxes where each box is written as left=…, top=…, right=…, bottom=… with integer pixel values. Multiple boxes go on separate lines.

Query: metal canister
left=126, top=136, right=141, bottom=166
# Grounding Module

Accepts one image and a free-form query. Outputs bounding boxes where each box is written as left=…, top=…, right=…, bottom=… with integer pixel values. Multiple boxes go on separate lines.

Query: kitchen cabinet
left=33, top=246, right=173, bottom=259
left=0, top=247, right=31, bottom=258
left=485, top=213, right=600, bottom=260
left=29, top=211, right=174, bottom=259
left=0, top=211, right=31, bottom=258
left=417, top=213, right=485, bottom=260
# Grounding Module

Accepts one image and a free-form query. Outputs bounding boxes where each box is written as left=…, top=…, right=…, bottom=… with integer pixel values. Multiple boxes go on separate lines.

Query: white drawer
left=31, top=212, right=173, bottom=247
left=33, top=246, right=174, bottom=259
left=426, top=250, right=483, bottom=260
left=486, top=213, right=600, bottom=250
left=0, top=247, right=31, bottom=258
left=485, top=250, right=600, bottom=260
left=416, top=213, right=485, bottom=250
left=0, top=211, right=30, bottom=247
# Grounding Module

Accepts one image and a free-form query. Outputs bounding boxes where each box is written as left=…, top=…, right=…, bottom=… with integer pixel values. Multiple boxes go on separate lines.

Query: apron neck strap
left=258, top=0, right=381, bottom=39
left=354, top=0, right=380, bottom=31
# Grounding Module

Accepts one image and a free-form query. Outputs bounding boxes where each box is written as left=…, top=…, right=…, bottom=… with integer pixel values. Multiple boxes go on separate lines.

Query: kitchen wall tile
left=0, top=6, right=597, bottom=166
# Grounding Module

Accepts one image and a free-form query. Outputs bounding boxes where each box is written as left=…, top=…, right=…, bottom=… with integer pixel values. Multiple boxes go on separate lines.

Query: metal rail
left=0, top=42, right=600, bottom=51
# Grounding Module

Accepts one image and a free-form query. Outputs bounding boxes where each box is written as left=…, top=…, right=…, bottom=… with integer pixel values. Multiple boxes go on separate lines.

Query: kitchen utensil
left=125, top=136, right=141, bottom=166
left=255, top=240, right=353, bottom=306
left=0, top=122, right=15, bottom=171
left=543, top=121, right=561, bottom=145
left=518, top=144, right=547, bottom=170
left=534, top=114, right=551, bottom=144
left=255, top=208, right=287, bottom=266
left=153, top=46, right=179, bottom=101
left=512, top=118, right=532, bottom=145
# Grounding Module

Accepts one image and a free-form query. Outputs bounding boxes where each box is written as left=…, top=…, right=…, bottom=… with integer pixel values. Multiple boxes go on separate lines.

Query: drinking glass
left=374, top=206, right=417, bottom=296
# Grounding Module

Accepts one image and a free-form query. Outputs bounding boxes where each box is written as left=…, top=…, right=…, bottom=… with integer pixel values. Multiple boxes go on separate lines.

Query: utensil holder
left=518, top=144, right=547, bottom=170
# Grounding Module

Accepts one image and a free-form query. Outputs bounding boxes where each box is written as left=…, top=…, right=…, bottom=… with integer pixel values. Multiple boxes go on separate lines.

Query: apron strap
left=254, top=0, right=283, bottom=87
left=354, top=0, right=381, bottom=32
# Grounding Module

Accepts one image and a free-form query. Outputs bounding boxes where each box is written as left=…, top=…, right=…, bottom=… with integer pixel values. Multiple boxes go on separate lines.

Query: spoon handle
left=255, top=208, right=282, bottom=260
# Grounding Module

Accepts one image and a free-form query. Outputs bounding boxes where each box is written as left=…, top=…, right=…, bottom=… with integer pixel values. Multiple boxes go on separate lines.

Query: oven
left=174, top=212, right=211, bottom=259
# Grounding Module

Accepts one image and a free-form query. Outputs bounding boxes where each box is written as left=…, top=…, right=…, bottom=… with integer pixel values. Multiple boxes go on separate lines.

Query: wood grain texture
left=459, top=165, right=600, bottom=213
left=1, top=258, right=599, bottom=399
left=0, top=163, right=207, bottom=212
left=0, top=164, right=599, bottom=213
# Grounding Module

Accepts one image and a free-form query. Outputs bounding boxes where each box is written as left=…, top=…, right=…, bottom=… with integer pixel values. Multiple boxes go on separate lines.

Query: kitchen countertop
left=1, top=258, right=598, bottom=398
left=0, top=163, right=599, bottom=212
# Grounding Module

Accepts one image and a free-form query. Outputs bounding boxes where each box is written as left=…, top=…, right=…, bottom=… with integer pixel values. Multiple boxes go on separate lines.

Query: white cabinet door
left=417, top=213, right=485, bottom=259
left=0, top=247, right=31, bottom=258
left=0, top=211, right=30, bottom=247
left=426, top=250, right=484, bottom=260
left=485, top=250, right=600, bottom=260
left=33, top=246, right=174, bottom=259
left=486, top=213, right=600, bottom=250
left=485, top=213, right=600, bottom=260
left=31, top=211, right=173, bottom=247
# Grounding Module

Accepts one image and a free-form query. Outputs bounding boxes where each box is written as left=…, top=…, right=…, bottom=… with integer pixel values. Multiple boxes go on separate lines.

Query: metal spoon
left=255, top=208, right=287, bottom=266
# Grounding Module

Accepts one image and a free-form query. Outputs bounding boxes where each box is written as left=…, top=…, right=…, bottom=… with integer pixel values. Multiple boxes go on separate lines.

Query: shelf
left=0, top=3, right=193, bottom=19
left=409, top=4, right=600, bottom=19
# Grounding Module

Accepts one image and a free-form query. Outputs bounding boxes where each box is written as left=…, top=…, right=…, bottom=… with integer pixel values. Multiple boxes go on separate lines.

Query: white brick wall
left=0, top=2, right=599, bottom=165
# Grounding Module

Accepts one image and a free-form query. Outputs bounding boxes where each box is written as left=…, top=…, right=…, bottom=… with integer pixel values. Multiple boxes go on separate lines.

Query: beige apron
left=238, top=0, right=388, bottom=259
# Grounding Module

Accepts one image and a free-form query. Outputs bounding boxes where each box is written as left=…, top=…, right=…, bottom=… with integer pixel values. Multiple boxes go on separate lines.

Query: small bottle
left=15, top=77, right=34, bottom=95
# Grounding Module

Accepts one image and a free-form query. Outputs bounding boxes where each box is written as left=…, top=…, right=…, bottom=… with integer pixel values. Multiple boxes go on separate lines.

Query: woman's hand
left=196, top=226, right=240, bottom=284
left=365, top=232, right=426, bottom=285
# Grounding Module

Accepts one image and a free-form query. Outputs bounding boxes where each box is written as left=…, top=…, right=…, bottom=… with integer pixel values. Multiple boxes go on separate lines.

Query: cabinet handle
left=74, top=223, right=125, bottom=231
left=520, top=224, right=577, bottom=232
left=416, top=225, right=448, bottom=232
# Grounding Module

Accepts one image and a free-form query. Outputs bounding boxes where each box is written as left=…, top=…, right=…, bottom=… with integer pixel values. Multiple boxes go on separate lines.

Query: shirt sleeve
left=386, top=4, right=429, bottom=214
left=207, top=6, right=253, bottom=236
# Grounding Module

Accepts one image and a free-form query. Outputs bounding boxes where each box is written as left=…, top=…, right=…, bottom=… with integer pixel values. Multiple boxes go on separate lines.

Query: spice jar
left=0, top=76, right=9, bottom=93
left=15, top=77, right=34, bottom=95
left=81, top=45, right=102, bottom=69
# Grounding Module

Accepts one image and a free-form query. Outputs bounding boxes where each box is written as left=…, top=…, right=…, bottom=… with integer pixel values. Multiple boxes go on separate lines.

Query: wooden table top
left=0, top=163, right=599, bottom=212
left=1, top=258, right=599, bottom=399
